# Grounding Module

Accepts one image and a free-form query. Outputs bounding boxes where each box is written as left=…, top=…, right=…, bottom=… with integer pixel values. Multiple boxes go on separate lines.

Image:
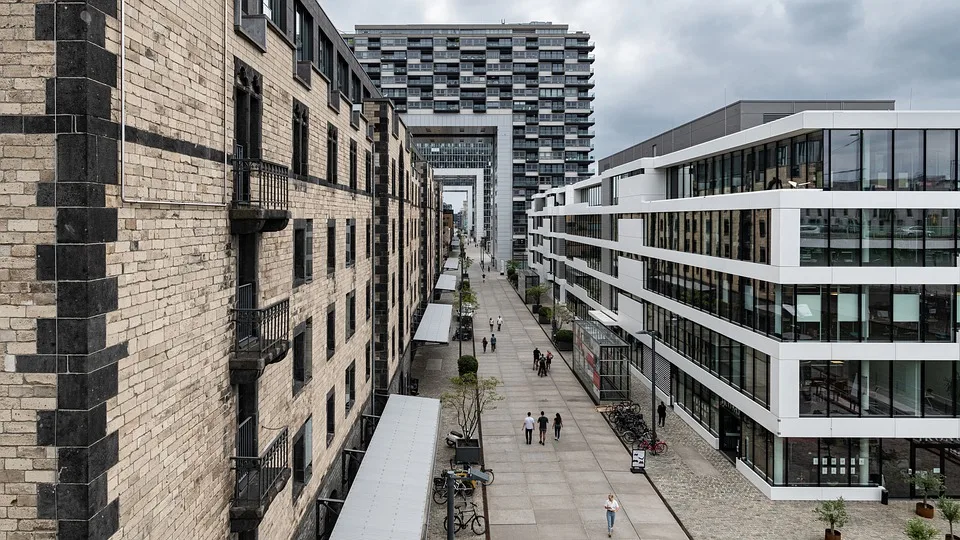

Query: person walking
left=490, top=334, right=497, bottom=352
left=604, top=494, right=620, bottom=537
left=497, top=315, right=503, bottom=331
left=657, top=401, right=667, bottom=427
left=532, top=347, right=541, bottom=371
left=553, top=413, right=563, bottom=441
left=545, top=351, right=553, bottom=372
left=537, top=411, right=549, bottom=445
left=489, top=317, right=494, bottom=332
left=522, top=412, right=535, bottom=445
left=481, top=337, right=488, bottom=353
left=537, top=357, right=547, bottom=377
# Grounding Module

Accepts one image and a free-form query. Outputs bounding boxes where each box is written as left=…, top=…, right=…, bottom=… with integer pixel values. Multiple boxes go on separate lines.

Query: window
left=349, top=140, right=358, bottom=190
left=365, top=340, right=371, bottom=381
left=345, top=219, right=356, bottom=268
left=365, top=279, right=371, bottom=320
left=391, top=273, right=395, bottom=306
left=294, top=2, right=312, bottom=62
left=364, top=150, right=372, bottom=193
left=292, top=101, right=309, bottom=175
left=262, top=0, right=284, bottom=31
left=326, top=219, right=336, bottom=275
left=337, top=54, right=348, bottom=95
left=320, top=33, right=333, bottom=78
left=293, top=319, right=312, bottom=395
left=327, top=124, right=339, bottom=183
left=292, top=417, right=312, bottom=498
left=326, top=389, right=336, bottom=446
left=391, top=218, right=396, bottom=252
left=345, top=361, right=356, bottom=412
left=293, top=219, right=313, bottom=286
left=233, top=61, right=262, bottom=162
left=326, top=303, right=336, bottom=359
left=365, top=219, right=371, bottom=258
left=345, top=290, right=356, bottom=340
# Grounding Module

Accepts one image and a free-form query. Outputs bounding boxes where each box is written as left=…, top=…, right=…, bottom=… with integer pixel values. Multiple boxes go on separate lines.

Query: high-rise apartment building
left=530, top=101, right=960, bottom=501
left=0, top=0, right=440, bottom=538
left=343, top=23, right=596, bottom=262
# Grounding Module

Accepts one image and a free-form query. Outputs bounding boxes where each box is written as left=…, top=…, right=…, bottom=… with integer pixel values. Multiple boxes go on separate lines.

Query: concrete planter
left=455, top=438, right=481, bottom=464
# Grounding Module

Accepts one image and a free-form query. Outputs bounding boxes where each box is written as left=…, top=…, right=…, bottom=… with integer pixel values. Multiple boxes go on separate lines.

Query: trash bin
left=880, top=487, right=889, bottom=505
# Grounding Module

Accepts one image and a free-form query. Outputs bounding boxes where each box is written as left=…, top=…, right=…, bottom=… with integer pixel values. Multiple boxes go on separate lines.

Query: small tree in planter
left=908, top=470, right=945, bottom=518
left=525, top=284, right=548, bottom=312
left=939, top=496, right=960, bottom=540
left=814, top=497, right=849, bottom=540
left=538, top=306, right=552, bottom=325
left=553, top=303, right=575, bottom=333
left=905, top=517, right=939, bottom=540
left=440, top=374, right=503, bottom=464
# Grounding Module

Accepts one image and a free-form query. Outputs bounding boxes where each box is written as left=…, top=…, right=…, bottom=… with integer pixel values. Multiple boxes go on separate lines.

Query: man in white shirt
left=522, top=412, right=535, bottom=445
left=604, top=494, right=620, bottom=537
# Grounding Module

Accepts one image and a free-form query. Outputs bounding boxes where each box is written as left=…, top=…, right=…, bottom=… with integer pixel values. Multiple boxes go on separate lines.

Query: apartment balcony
left=230, top=418, right=290, bottom=532
left=230, top=158, right=291, bottom=234
left=231, top=283, right=290, bottom=384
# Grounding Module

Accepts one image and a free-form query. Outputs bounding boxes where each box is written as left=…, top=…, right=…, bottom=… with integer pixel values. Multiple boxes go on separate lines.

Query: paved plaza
left=413, top=244, right=950, bottom=539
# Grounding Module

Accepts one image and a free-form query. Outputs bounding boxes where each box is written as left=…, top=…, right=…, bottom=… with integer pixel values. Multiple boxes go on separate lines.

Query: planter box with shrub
left=554, top=329, right=573, bottom=351
left=538, top=306, right=552, bottom=325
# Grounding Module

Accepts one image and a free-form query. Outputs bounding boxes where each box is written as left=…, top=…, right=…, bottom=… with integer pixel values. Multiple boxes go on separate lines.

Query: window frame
left=326, top=302, right=336, bottom=359
left=293, top=318, right=313, bottom=395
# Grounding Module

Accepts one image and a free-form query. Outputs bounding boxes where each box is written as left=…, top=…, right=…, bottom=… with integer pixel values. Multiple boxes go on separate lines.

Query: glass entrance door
left=719, top=406, right=742, bottom=462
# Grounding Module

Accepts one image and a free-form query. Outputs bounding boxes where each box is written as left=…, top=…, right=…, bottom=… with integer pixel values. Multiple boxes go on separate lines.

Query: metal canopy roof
left=443, top=258, right=459, bottom=270
left=435, top=274, right=457, bottom=291
left=588, top=309, right=618, bottom=327
left=413, top=303, right=453, bottom=343
left=328, top=395, right=441, bottom=540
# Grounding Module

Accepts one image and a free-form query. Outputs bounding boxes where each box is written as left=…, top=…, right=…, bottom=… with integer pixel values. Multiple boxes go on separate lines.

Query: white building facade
left=529, top=109, right=960, bottom=500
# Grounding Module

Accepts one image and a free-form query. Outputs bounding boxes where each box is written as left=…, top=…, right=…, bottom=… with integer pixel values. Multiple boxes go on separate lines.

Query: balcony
left=231, top=283, right=290, bottom=384
left=230, top=418, right=290, bottom=532
left=230, top=158, right=291, bottom=234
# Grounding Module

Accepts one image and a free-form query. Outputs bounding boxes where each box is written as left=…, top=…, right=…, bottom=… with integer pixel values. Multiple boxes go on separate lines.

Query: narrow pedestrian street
left=461, top=244, right=687, bottom=540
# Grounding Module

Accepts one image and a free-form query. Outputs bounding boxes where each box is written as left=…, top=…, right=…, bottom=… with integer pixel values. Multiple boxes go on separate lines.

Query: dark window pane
left=830, top=130, right=860, bottom=191
left=863, top=130, right=892, bottom=191
left=894, top=130, right=923, bottom=190
left=925, top=130, right=957, bottom=191
left=862, top=209, right=893, bottom=266
left=925, top=209, right=956, bottom=267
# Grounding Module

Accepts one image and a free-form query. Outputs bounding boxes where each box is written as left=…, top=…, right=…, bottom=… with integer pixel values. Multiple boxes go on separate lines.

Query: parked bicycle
left=442, top=501, right=487, bottom=535
left=432, top=475, right=475, bottom=504
left=449, top=459, right=495, bottom=486
left=636, top=435, right=668, bottom=455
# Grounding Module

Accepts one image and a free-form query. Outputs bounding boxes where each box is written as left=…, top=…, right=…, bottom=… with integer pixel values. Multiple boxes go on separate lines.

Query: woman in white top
left=603, top=493, right=620, bottom=537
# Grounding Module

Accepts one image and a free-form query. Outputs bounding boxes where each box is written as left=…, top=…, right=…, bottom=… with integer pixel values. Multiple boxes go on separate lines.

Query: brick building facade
left=0, top=0, right=440, bottom=538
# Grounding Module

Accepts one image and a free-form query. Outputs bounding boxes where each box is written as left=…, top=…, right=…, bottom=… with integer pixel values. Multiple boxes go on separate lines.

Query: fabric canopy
left=412, top=303, right=453, bottom=343
left=435, top=274, right=457, bottom=291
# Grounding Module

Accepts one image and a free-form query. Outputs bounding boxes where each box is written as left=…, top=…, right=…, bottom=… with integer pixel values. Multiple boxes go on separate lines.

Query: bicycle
left=442, top=501, right=487, bottom=535
left=449, top=459, right=495, bottom=486
left=432, top=475, right=475, bottom=504
left=636, top=436, right=668, bottom=455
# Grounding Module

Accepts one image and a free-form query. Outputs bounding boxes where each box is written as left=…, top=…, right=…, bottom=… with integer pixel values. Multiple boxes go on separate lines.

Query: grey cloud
left=325, top=0, right=960, bottom=162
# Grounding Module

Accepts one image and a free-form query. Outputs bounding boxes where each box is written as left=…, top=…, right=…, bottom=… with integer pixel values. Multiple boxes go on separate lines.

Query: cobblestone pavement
left=628, top=380, right=952, bottom=539
left=409, top=288, right=488, bottom=540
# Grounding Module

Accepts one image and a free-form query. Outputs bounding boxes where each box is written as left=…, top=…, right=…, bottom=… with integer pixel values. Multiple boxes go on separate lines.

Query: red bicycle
left=636, top=436, right=667, bottom=455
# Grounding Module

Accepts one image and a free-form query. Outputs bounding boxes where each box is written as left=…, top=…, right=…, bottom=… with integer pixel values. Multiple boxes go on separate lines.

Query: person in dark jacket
left=657, top=401, right=667, bottom=427
left=553, top=413, right=563, bottom=441
left=482, top=337, right=488, bottom=353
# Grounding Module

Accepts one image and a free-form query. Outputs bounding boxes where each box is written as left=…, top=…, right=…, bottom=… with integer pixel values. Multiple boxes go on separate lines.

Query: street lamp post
left=635, top=330, right=661, bottom=444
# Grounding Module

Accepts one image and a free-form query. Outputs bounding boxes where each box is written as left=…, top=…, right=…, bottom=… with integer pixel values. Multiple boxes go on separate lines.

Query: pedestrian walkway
left=467, top=245, right=688, bottom=540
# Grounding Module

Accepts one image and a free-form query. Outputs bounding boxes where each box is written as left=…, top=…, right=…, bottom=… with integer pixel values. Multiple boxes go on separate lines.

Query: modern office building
left=0, top=1, right=440, bottom=538
left=343, top=22, right=596, bottom=263
left=529, top=101, right=960, bottom=500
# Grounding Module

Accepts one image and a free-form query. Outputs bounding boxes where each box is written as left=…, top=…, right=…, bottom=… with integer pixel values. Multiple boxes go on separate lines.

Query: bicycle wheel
left=654, top=441, right=668, bottom=454
left=471, top=515, right=487, bottom=535
left=621, top=430, right=637, bottom=444
left=443, top=514, right=464, bottom=532
left=433, top=487, right=447, bottom=504
left=481, top=468, right=494, bottom=486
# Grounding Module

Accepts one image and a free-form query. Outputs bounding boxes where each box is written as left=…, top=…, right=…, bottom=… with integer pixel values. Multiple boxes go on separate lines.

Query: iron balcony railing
left=232, top=156, right=289, bottom=210
left=234, top=283, right=290, bottom=358
left=233, top=418, right=289, bottom=507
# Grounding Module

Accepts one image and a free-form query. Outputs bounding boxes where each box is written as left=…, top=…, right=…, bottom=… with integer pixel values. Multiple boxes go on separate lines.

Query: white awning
left=413, top=303, right=453, bottom=343
left=589, top=309, right=618, bottom=326
left=435, top=274, right=457, bottom=291
left=443, top=258, right=459, bottom=270
left=329, top=395, right=441, bottom=540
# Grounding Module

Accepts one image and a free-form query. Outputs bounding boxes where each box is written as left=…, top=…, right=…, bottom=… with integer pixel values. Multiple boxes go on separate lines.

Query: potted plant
left=457, top=355, right=478, bottom=378
left=908, top=470, right=944, bottom=518
left=440, top=374, right=503, bottom=465
left=538, top=306, right=552, bottom=325
left=554, top=329, right=574, bottom=351
left=526, top=284, right=548, bottom=312
left=939, top=496, right=960, bottom=540
left=905, top=517, right=939, bottom=540
left=813, top=497, right=849, bottom=540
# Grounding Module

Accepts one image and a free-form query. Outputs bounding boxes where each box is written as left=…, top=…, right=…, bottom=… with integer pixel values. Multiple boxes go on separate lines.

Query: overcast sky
left=327, top=0, right=960, bottom=163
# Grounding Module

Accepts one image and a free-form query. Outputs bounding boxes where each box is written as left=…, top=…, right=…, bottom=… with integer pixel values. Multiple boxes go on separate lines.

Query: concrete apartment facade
left=529, top=102, right=960, bottom=501
left=342, top=23, right=596, bottom=264
left=0, top=0, right=439, bottom=538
